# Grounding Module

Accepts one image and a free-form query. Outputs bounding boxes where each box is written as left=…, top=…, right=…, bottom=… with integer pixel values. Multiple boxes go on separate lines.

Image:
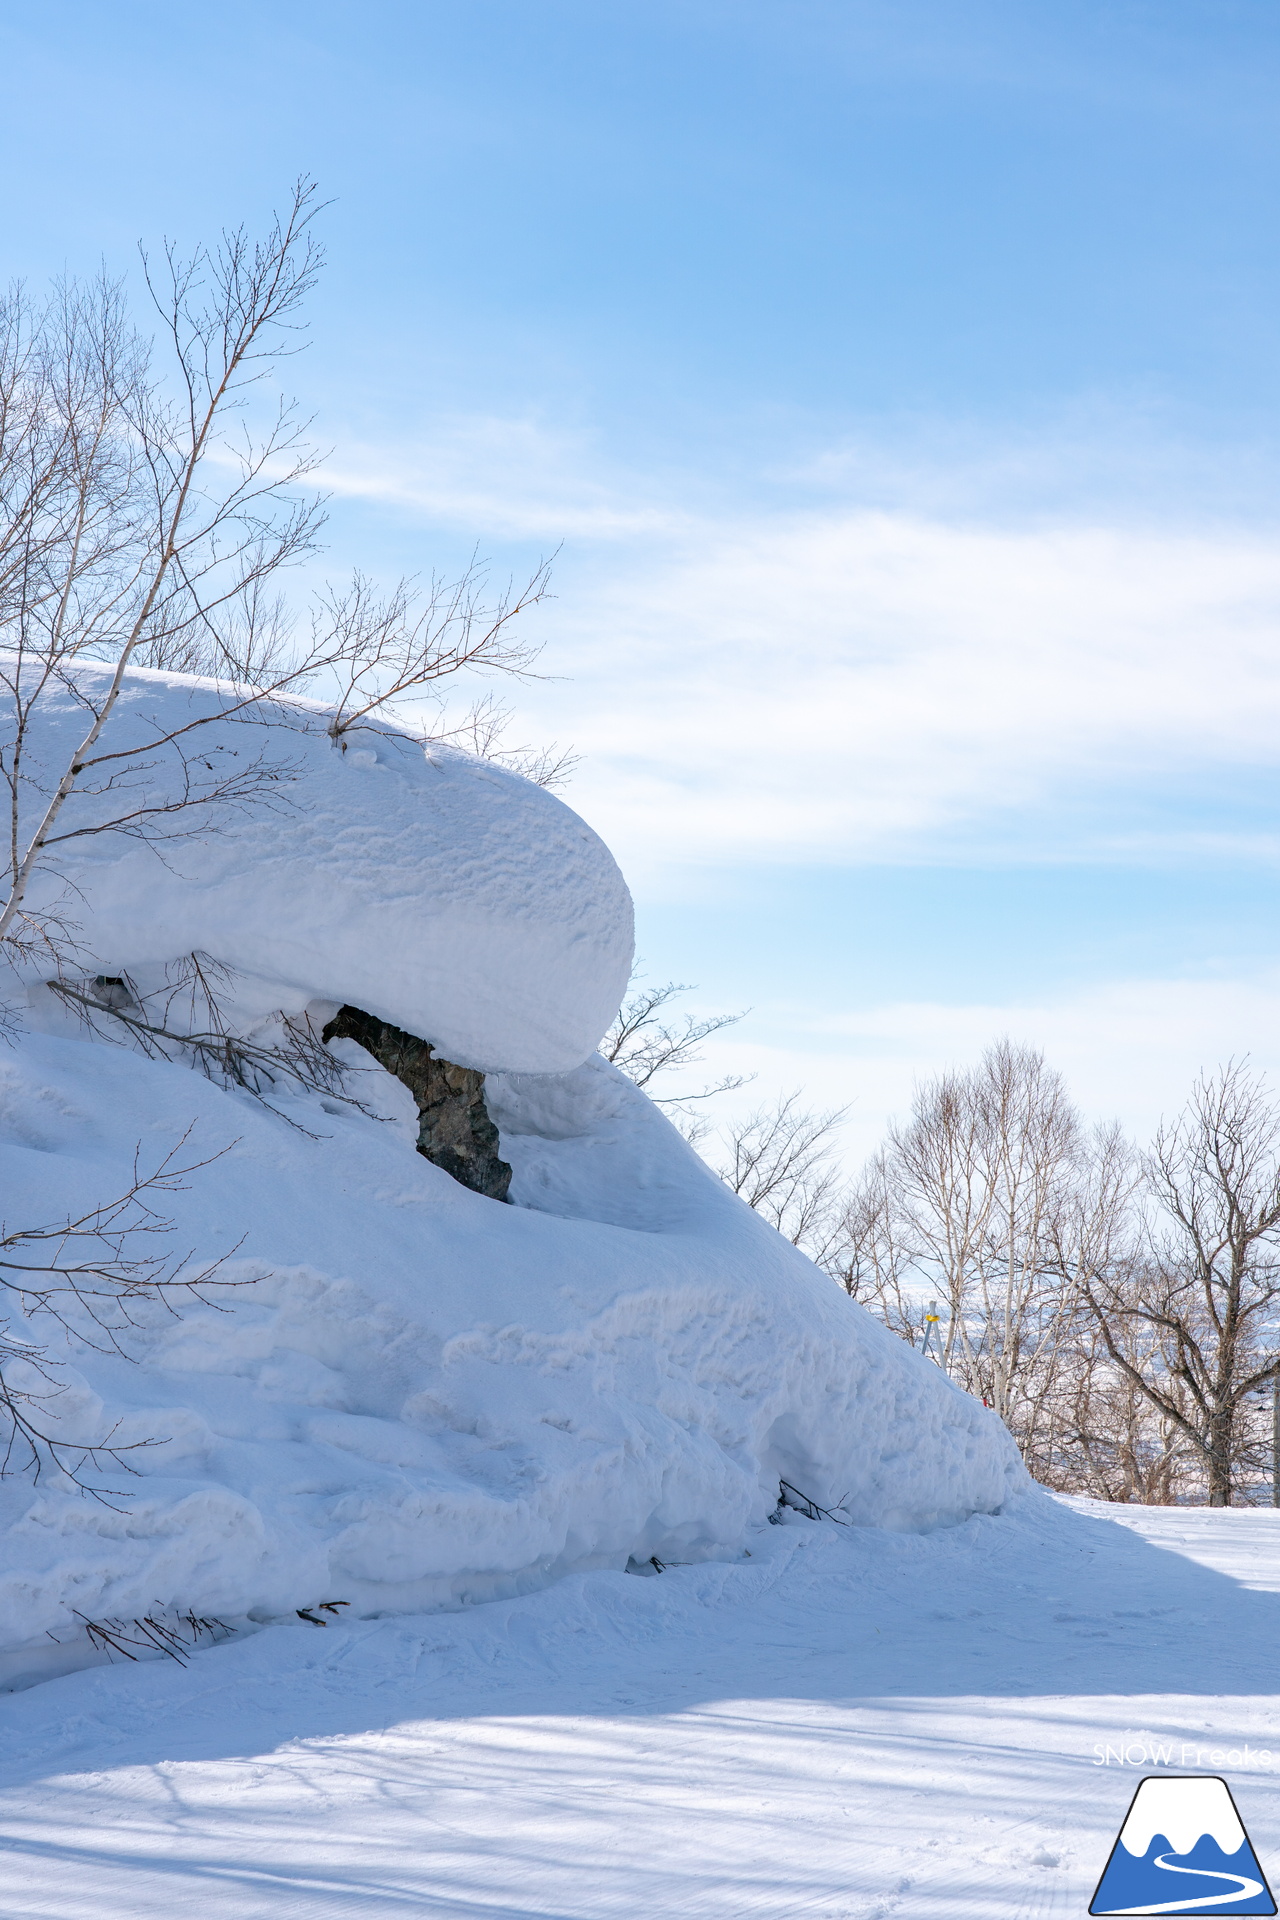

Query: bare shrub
left=0, top=1131, right=238, bottom=1495
left=603, top=975, right=748, bottom=1138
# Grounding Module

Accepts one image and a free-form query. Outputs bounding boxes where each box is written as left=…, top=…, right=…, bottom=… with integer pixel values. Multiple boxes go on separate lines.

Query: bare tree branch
left=0, top=183, right=565, bottom=977
left=0, top=1127, right=244, bottom=1498
left=602, top=975, right=749, bottom=1129
left=1080, top=1060, right=1280, bottom=1505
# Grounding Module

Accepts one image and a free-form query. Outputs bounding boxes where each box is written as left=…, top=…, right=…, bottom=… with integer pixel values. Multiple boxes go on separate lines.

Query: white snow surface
left=0, top=658, right=1021, bottom=1671
left=4, top=1496, right=1280, bottom=1917
left=0, top=1025, right=1019, bottom=1671
left=4, top=664, right=1265, bottom=1918
left=10, top=661, right=634, bottom=1072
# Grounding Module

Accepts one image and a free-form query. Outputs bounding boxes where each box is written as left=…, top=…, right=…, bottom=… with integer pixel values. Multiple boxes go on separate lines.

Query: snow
left=4, top=662, right=1278, bottom=1916
left=11, top=662, right=635, bottom=1073
left=4, top=1495, right=1280, bottom=1916
left=0, top=659, right=1021, bottom=1681
left=0, top=1027, right=1019, bottom=1677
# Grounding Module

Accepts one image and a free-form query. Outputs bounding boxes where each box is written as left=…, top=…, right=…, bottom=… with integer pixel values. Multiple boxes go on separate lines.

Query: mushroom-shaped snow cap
left=19, top=665, right=635, bottom=1073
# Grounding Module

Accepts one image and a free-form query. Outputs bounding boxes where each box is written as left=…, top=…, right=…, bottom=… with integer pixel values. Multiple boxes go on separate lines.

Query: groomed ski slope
left=4, top=1493, right=1280, bottom=1919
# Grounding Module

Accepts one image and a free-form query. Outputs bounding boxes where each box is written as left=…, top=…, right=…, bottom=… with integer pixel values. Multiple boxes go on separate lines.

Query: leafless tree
left=1008, top=1114, right=1143, bottom=1481
left=1081, top=1061, right=1280, bottom=1506
left=0, top=184, right=562, bottom=1500
left=714, top=1093, right=849, bottom=1261
left=839, top=1148, right=930, bottom=1336
left=839, top=1040, right=1149, bottom=1479
left=868, top=1059, right=996, bottom=1372
left=1040, top=1304, right=1191, bottom=1504
left=841, top=1043, right=1280, bottom=1504
left=0, top=189, right=324, bottom=957
left=0, top=178, right=555, bottom=978
left=853, top=1041, right=1089, bottom=1427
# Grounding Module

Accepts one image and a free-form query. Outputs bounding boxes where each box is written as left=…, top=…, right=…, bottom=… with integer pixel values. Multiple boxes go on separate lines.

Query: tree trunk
left=1207, top=1411, right=1234, bottom=1506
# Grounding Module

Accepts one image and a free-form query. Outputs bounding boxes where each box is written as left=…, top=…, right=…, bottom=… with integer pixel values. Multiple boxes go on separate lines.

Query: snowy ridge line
left=0, top=1028, right=1020, bottom=1668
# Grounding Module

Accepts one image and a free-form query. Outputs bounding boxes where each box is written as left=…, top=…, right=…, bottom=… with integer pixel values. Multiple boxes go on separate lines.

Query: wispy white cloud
left=531, top=509, right=1280, bottom=875
left=319, top=417, right=685, bottom=543
left=322, top=412, right=1280, bottom=879
left=321, top=417, right=1280, bottom=1140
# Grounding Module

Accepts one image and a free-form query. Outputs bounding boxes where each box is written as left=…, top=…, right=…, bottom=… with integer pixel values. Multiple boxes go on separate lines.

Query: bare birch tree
left=839, top=1148, right=923, bottom=1329
left=854, top=1040, right=1086, bottom=1422
left=844, top=1046, right=1280, bottom=1503
left=840, top=1040, right=1142, bottom=1475
left=1081, top=1061, right=1280, bottom=1506
left=0, top=183, right=557, bottom=1492
left=0, top=177, right=554, bottom=977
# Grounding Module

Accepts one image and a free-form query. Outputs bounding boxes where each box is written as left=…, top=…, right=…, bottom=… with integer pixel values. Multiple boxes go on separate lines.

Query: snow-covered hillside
left=1, top=664, right=1022, bottom=1685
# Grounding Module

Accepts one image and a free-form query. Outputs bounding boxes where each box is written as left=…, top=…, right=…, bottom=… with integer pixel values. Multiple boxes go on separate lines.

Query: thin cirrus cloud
left=538, top=509, right=1280, bottom=878
left=321, top=420, right=685, bottom=543
left=322, top=420, right=1280, bottom=880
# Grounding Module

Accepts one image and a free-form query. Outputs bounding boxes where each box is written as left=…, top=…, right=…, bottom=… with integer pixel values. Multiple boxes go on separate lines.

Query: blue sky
left=6, top=0, right=1280, bottom=1157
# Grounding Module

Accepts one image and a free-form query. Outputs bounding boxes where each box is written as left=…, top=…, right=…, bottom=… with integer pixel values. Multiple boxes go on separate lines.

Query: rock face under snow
left=0, top=661, right=1026, bottom=1684
left=323, top=1005, right=513, bottom=1201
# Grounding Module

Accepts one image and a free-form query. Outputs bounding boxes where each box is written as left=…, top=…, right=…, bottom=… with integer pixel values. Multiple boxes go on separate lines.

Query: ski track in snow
left=4, top=1495, right=1280, bottom=1917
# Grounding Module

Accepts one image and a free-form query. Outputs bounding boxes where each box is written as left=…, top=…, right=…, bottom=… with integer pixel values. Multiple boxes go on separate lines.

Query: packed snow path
left=4, top=1494, right=1280, bottom=1918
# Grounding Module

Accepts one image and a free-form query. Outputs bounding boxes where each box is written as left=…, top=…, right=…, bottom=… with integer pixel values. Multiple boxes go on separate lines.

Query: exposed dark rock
left=322, top=1005, right=512, bottom=1202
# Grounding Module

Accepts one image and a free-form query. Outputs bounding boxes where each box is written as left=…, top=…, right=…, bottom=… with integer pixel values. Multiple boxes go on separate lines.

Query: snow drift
left=0, top=664, right=1023, bottom=1681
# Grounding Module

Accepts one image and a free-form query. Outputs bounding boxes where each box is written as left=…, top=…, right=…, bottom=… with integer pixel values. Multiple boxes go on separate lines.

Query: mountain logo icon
left=1091, top=1775, right=1276, bottom=1915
